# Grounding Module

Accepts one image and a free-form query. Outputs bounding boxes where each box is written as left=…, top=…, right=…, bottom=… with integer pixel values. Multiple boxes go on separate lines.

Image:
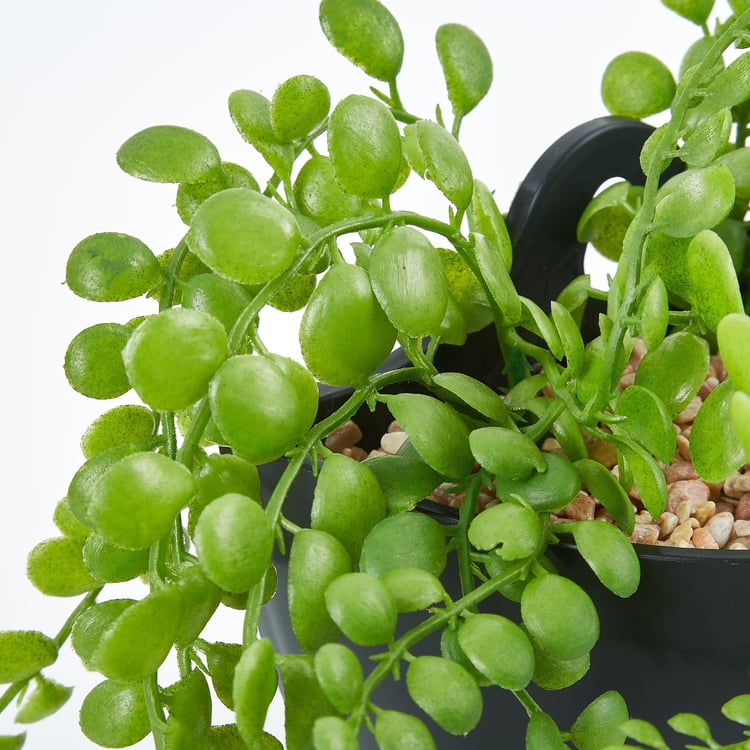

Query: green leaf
left=653, top=163, right=735, bottom=237
left=381, top=393, right=474, bottom=479
left=270, top=75, right=330, bottom=142
left=471, top=233, right=522, bottom=324
left=435, top=23, right=492, bottom=117
left=566, top=520, right=640, bottom=598
left=551, top=300, right=585, bottom=375
left=228, top=90, right=294, bottom=178
left=690, top=380, right=745, bottom=482
left=612, top=436, right=668, bottom=518
left=233, top=639, right=279, bottom=747
left=15, top=676, right=72, bottom=724
left=313, top=644, right=363, bottom=715
left=116, top=125, right=220, bottom=183
left=679, top=107, right=732, bottom=167
left=730, top=391, right=750, bottom=464
left=363, top=453, right=442, bottom=514
left=526, top=712, right=567, bottom=750
left=319, top=0, right=403, bottom=82
left=79, top=680, right=151, bottom=748
left=409, top=119, right=473, bottom=210
left=701, top=51, right=750, bottom=111
left=635, top=331, right=710, bottom=417
left=469, top=426, right=546, bottom=481
left=619, top=718, right=669, bottom=749
left=519, top=298, right=564, bottom=360
left=26, top=537, right=99, bottom=597
left=0, top=631, right=57, bottom=684
left=312, top=716, right=358, bottom=750
left=660, top=0, right=714, bottom=25
left=638, top=276, right=669, bottom=352
left=717, top=147, right=750, bottom=199
left=667, top=712, right=714, bottom=742
left=601, top=51, right=676, bottom=118
left=722, top=694, right=750, bottom=725
left=687, top=229, right=743, bottom=332
left=432, top=372, right=510, bottom=425
left=468, top=180, right=513, bottom=270
left=613, top=385, right=676, bottom=465
left=468, top=502, right=543, bottom=559
left=575, top=458, right=635, bottom=535
left=570, top=691, right=630, bottom=750
left=0, top=734, right=26, bottom=750
left=718, top=313, right=750, bottom=395
left=379, top=567, right=446, bottom=612
left=374, top=711, right=436, bottom=750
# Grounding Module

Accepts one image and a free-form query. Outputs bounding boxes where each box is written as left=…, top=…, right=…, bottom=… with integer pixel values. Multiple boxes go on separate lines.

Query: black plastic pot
left=258, top=117, right=750, bottom=747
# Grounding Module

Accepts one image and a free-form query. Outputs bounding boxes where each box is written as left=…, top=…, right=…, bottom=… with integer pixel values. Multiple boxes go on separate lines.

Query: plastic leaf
left=319, top=0, right=403, bottom=82
left=613, top=385, right=676, bottom=465
left=526, top=712, right=567, bottom=750
left=313, top=644, right=363, bottom=714
left=701, top=51, right=750, bottom=111
left=660, top=0, right=714, bottom=26
left=668, top=712, right=715, bottom=742
left=575, top=458, right=635, bottom=535
left=722, top=694, right=750, bottom=726
left=270, top=74, right=330, bottom=142
left=730, top=391, right=750, bottom=464
left=566, top=520, right=640, bottom=598
left=79, top=680, right=151, bottom=748
left=570, top=691, right=630, bottom=750
left=374, top=711, right=436, bottom=750
left=233, top=639, right=279, bottom=747
left=0, top=632, right=57, bottom=684
left=612, top=436, right=668, bottom=518
left=718, top=313, right=750, bottom=395
left=690, top=380, right=745, bottom=482
left=363, top=453, right=442, bottom=514
left=717, top=147, right=750, bottom=199
left=312, top=716, right=358, bottom=750
left=15, top=676, right=72, bottom=724
left=468, top=180, right=513, bottom=270
left=619, top=718, right=669, bottom=749
left=116, top=125, right=220, bottom=183
left=551, top=301, right=585, bottom=376
left=26, top=537, right=99, bottom=597
left=679, top=107, right=732, bottom=167
left=519, top=298, right=564, bottom=360
left=468, top=502, right=542, bottom=559
left=379, top=567, right=446, bottom=612
left=432, top=372, right=510, bottom=425
left=435, top=23, right=492, bottom=117
left=0, top=735, right=26, bottom=750
left=469, top=426, right=546, bottom=481
left=471, top=233, right=522, bottom=325
left=638, top=276, right=669, bottom=352
left=653, top=163, right=735, bottom=237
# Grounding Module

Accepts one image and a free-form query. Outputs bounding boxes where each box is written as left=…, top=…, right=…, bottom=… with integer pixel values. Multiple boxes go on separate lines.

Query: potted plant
left=2, top=0, right=750, bottom=748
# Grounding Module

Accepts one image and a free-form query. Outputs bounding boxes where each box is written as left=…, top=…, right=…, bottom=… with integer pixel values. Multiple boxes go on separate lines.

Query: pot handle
left=505, top=115, right=662, bottom=312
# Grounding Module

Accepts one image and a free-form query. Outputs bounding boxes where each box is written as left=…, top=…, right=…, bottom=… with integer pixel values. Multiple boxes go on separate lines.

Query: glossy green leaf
left=409, top=119, right=474, bottom=210
left=722, top=693, right=750, bottom=725
left=638, top=276, right=669, bottom=352
left=471, top=233, right=521, bottom=324
left=162, top=669, right=212, bottom=747
left=531, top=645, right=590, bottom=691
left=687, top=229, right=743, bottom=332
left=328, top=94, right=401, bottom=198
left=313, top=644, right=363, bottom=714
left=468, top=180, right=512, bottom=270
left=406, top=656, right=482, bottom=735
left=550, top=300, right=585, bottom=375
left=494, top=453, right=582, bottom=512
left=457, top=613, right=534, bottom=690
left=566, top=521, right=640, bottom=597
left=575, top=458, right=635, bottom=535
left=26, top=537, right=99, bottom=597
left=228, top=90, right=294, bottom=177
left=660, top=0, right=714, bottom=24
left=470, top=426, right=546, bottom=481
left=570, top=691, right=630, bottom=750
left=653, top=163, right=735, bottom=237
left=519, top=298, right=564, bottom=360
left=205, top=642, right=242, bottom=710
left=613, top=385, right=676, bottom=465
left=312, top=716, right=358, bottom=750
left=521, top=574, right=599, bottom=661
left=468, top=502, right=542, bottom=560
left=233, top=638, right=278, bottom=747
left=438, top=247, right=493, bottom=333
left=0, top=734, right=25, bottom=750
left=79, top=680, right=151, bottom=748
left=730, top=391, right=750, bottom=463
left=363, top=453, right=442, bottom=514
left=635, top=331, right=710, bottom=417
left=612, top=435, right=668, bottom=518
left=92, top=586, right=184, bottom=682
left=319, top=0, right=403, bottom=81
left=188, top=187, right=302, bottom=285
left=312, top=453, right=386, bottom=564
left=288, top=529, right=352, bottom=653
left=433, top=372, right=510, bottom=425
left=173, top=564, right=222, bottom=648
left=116, top=125, right=220, bottom=183
left=718, top=313, right=750, bottom=395
left=668, top=712, right=714, bottom=742
left=435, top=23, right=492, bottom=117
left=526, top=712, right=567, bottom=750
left=279, top=654, right=341, bottom=750
left=0, top=631, right=57, bottom=684
left=374, top=710, right=436, bottom=750
left=359, top=512, right=447, bottom=577
left=369, top=226, right=449, bottom=336
left=619, top=718, right=669, bottom=749
left=381, top=393, right=474, bottom=479
left=325, top=572, right=397, bottom=646
left=379, top=567, right=446, bottom=612
left=690, top=380, right=745, bottom=482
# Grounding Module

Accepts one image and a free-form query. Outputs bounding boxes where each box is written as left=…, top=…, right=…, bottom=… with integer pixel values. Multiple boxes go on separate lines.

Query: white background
left=0, top=1, right=712, bottom=747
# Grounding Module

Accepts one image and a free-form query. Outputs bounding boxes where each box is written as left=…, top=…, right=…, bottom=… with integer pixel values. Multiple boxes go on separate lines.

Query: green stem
left=143, top=673, right=167, bottom=749
left=457, top=475, right=481, bottom=605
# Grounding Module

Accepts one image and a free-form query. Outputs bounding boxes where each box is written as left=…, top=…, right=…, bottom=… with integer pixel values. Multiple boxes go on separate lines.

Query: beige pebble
left=704, top=512, right=734, bottom=548
left=635, top=510, right=654, bottom=524
left=692, top=527, right=719, bottom=549
left=723, top=471, right=750, bottom=498
left=728, top=540, right=750, bottom=550
left=676, top=434, right=692, bottom=461
left=630, top=524, right=660, bottom=545
left=386, top=420, right=403, bottom=433
left=664, top=461, right=699, bottom=483
left=541, top=437, right=564, bottom=455
left=588, top=439, right=618, bottom=468
left=324, top=420, right=363, bottom=453
left=670, top=519, right=698, bottom=544
left=380, top=431, right=408, bottom=454
left=675, top=396, right=703, bottom=425
left=342, top=446, right=368, bottom=461
left=698, top=377, right=720, bottom=400
left=675, top=499, right=693, bottom=524
left=563, top=492, right=596, bottom=521
left=692, top=501, right=716, bottom=526
left=667, top=479, right=710, bottom=515
left=733, top=519, right=750, bottom=538
left=736, top=494, right=750, bottom=520
left=657, top=512, right=678, bottom=539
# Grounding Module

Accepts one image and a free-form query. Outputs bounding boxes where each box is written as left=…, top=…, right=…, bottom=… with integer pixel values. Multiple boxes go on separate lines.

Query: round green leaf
left=405, top=656, right=482, bottom=736
left=679, top=107, right=732, bottom=167
left=312, top=716, right=358, bottom=750
left=79, top=680, right=151, bottom=748
left=324, top=572, right=397, bottom=646
left=188, top=187, right=302, bottom=284
left=319, top=0, right=403, bottom=82
left=614, top=435, right=668, bottom=518
left=566, top=520, right=640, bottom=598
left=0, top=631, right=57, bottom=684
left=457, top=613, right=535, bottom=690
left=313, top=643, right=363, bottom=714
left=435, top=23, right=492, bottom=117
left=26, top=537, right=99, bottom=597
left=469, top=426, right=546, bottom=481
left=359, top=512, right=447, bottom=577
left=82, top=534, right=149, bottom=583
left=527, top=712, right=567, bottom=750
left=381, top=393, right=474, bottom=479
left=468, top=502, right=542, bottom=560
left=521, top=574, right=599, bottom=661
left=635, top=331, right=710, bottom=417
left=374, top=710, right=436, bottom=750
left=181, top=272, right=253, bottom=335
left=379, top=567, right=446, bottom=612
left=116, top=125, right=220, bottom=183
left=638, top=276, right=669, bottom=352
left=570, top=691, right=630, bottom=750
left=362, top=453, right=442, bottom=514
left=328, top=94, right=402, bottom=198
left=80, top=405, right=156, bottom=460
left=601, top=51, right=676, bottom=118
left=661, top=0, right=714, bottom=25
left=690, top=380, right=745, bottom=482
left=172, top=563, right=222, bottom=647
left=71, top=599, right=135, bottom=670
left=66, top=232, right=161, bottom=302
left=271, top=75, right=330, bottom=141
left=722, top=693, right=750, bottom=725
left=92, top=586, right=184, bottom=682
left=653, top=164, right=736, bottom=237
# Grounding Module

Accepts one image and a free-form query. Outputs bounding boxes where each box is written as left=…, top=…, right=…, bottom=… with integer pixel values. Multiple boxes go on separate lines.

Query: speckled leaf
left=15, top=676, right=72, bottom=724
left=0, top=631, right=57, bottom=684
left=79, top=680, right=151, bottom=748
left=26, top=537, right=99, bottom=597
